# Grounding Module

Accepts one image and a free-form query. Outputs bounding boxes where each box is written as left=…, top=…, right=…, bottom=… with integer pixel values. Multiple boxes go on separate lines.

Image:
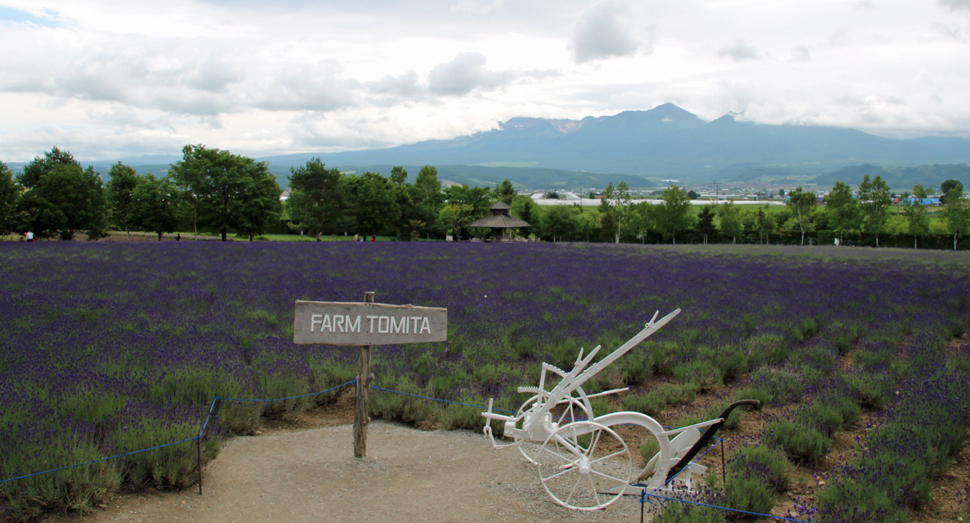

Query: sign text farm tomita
left=293, top=300, right=447, bottom=346
left=293, top=294, right=448, bottom=459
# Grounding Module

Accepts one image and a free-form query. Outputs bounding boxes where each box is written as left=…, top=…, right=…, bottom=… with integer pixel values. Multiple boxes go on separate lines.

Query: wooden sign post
left=293, top=293, right=447, bottom=458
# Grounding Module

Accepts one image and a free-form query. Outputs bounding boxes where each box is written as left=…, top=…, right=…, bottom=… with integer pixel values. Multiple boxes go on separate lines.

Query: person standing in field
left=372, top=235, right=376, bottom=242
left=25, top=231, right=33, bottom=242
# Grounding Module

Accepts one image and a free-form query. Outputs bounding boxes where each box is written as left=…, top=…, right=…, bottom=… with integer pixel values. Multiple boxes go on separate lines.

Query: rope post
left=197, top=436, right=203, bottom=495
left=354, top=291, right=375, bottom=458
left=721, top=437, right=726, bottom=491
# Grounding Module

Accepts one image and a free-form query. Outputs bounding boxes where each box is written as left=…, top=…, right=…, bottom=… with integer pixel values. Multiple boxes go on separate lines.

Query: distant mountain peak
left=499, top=116, right=584, bottom=134
left=609, top=103, right=704, bottom=125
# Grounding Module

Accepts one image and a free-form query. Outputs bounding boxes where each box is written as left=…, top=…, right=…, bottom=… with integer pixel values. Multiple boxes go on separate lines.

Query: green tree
left=544, top=191, right=560, bottom=199
left=696, top=205, right=716, bottom=244
left=541, top=205, right=581, bottom=242
left=129, top=175, right=182, bottom=240
left=718, top=201, right=743, bottom=244
left=613, top=181, right=632, bottom=243
left=825, top=181, right=858, bottom=244
left=0, top=162, right=18, bottom=237
left=438, top=204, right=474, bottom=239
left=626, top=201, right=657, bottom=243
left=657, top=185, right=693, bottom=244
left=598, top=181, right=632, bottom=243
left=904, top=184, right=931, bottom=249
left=942, top=188, right=970, bottom=251
left=756, top=206, right=775, bottom=244
left=858, top=174, right=892, bottom=247
left=510, top=195, right=540, bottom=238
left=107, top=162, right=141, bottom=240
left=390, top=166, right=408, bottom=187
left=740, top=210, right=757, bottom=243
left=439, top=184, right=491, bottom=239
left=346, top=172, right=401, bottom=237
left=389, top=170, right=423, bottom=240
left=495, top=179, right=517, bottom=205
left=18, top=146, right=81, bottom=189
left=941, top=179, right=964, bottom=197
left=786, top=186, right=816, bottom=246
left=22, top=163, right=108, bottom=240
left=412, top=166, right=444, bottom=237
left=286, top=158, right=349, bottom=236
left=169, top=145, right=282, bottom=241
left=598, top=183, right=617, bottom=242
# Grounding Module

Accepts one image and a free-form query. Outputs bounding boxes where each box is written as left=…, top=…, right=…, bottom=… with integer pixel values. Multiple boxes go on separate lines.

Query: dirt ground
left=63, top=382, right=970, bottom=523
left=79, top=397, right=654, bottom=523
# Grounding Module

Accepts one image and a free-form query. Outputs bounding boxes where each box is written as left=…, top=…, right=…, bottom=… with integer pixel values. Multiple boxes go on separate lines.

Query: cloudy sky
left=1, top=0, right=969, bottom=162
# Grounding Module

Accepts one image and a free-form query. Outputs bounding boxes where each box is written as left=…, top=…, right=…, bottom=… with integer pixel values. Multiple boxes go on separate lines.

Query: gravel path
left=86, top=422, right=653, bottom=523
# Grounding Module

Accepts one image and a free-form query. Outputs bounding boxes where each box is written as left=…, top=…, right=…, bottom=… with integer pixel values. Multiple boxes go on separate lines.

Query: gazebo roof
left=467, top=213, right=531, bottom=229
left=467, top=201, right=530, bottom=229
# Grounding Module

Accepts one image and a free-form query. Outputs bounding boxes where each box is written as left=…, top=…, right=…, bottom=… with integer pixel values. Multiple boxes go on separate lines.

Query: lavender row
left=1, top=242, right=969, bottom=519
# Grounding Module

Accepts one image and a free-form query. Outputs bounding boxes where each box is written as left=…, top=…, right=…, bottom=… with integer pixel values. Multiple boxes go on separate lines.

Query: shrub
left=709, top=344, right=748, bottom=383
left=744, top=334, right=788, bottom=368
left=588, top=395, right=618, bottom=417
left=844, top=374, right=892, bottom=410
left=625, top=383, right=698, bottom=416
left=794, top=403, right=845, bottom=437
left=672, top=359, right=723, bottom=391
left=823, top=321, right=860, bottom=355
left=640, top=437, right=660, bottom=462
left=790, top=341, right=837, bottom=378
left=749, top=366, right=805, bottom=403
left=616, top=350, right=654, bottom=385
left=813, top=477, right=907, bottom=523
left=653, top=496, right=727, bottom=523
left=369, top=375, right=434, bottom=424
left=623, top=392, right=665, bottom=416
left=727, top=444, right=791, bottom=493
left=651, top=341, right=693, bottom=375
left=764, top=419, right=830, bottom=466
left=724, top=474, right=776, bottom=516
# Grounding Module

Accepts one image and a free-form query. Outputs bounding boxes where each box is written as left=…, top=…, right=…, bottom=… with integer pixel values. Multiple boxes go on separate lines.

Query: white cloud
left=939, top=0, right=970, bottom=10
left=427, top=52, right=512, bottom=95
left=791, top=45, right=812, bottom=62
left=718, top=39, right=760, bottom=62
left=0, top=0, right=969, bottom=161
left=569, top=1, right=642, bottom=63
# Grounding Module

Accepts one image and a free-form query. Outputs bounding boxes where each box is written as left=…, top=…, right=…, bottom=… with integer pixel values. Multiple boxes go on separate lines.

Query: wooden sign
left=294, top=294, right=448, bottom=459
left=293, top=300, right=448, bottom=346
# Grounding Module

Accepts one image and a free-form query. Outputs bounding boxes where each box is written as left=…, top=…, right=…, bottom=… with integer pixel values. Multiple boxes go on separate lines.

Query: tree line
left=582, top=177, right=969, bottom=250
left=1, top=147, right=968, bottom=249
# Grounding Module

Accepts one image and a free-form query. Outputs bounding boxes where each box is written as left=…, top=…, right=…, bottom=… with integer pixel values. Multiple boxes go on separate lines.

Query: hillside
left=7, top=103, right=970, bottom=190
left=808, top=163, right=970, bottom=191
left=291, top=103, right=970, bottom=182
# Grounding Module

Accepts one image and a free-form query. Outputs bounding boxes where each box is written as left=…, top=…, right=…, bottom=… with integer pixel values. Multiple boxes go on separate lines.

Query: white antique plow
left=482, top=309, right=758, bottom=511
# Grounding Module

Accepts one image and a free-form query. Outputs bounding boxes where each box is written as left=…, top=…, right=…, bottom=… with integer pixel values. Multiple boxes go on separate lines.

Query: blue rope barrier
left=641, top=491, right=817, bottom=523
left=371, top=385, right=518, bottom=414
left=2, top=380, right=358, bottom=487
left=636, top=435, right=818, bottom=523
left=0, top=437, right=199, bottom=485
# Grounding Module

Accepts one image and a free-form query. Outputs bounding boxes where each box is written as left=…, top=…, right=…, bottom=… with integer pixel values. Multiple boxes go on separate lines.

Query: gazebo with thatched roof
left=467, top=201, right=530, bottom=241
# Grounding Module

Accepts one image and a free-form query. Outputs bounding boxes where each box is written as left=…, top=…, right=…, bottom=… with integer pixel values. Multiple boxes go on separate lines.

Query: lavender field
left=2, top=242, right=969, bottom=522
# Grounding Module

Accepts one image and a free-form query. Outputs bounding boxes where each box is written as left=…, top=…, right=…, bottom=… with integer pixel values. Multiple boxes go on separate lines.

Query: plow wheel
left=515, top=388, right=593, bottom=464
left=534, top=421, right=634, bottom=511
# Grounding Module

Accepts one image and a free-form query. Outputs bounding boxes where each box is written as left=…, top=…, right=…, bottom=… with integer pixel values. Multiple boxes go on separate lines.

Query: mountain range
left=8, top=103, right=970, bottom=190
